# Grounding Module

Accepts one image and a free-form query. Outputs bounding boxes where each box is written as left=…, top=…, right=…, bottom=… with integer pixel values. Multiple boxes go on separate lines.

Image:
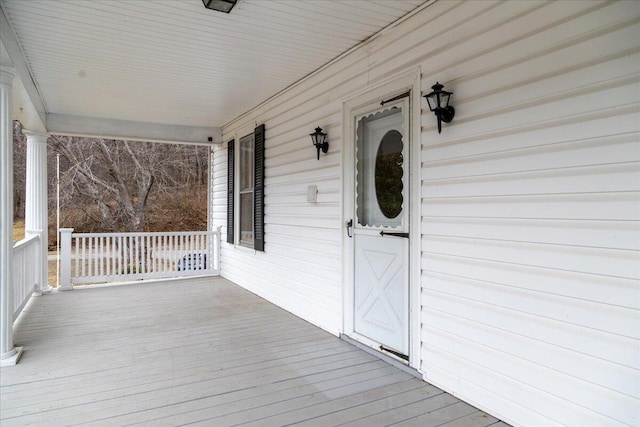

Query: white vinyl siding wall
left=211, top=1, right=640, bottom=425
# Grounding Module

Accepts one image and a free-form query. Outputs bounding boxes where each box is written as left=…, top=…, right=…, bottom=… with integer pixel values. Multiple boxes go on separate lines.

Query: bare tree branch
left=49, top=136, right=207, bottom=233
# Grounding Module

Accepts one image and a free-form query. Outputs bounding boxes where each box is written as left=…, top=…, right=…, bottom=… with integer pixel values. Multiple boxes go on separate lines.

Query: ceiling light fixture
left=202, top=0, right=237, bottom=13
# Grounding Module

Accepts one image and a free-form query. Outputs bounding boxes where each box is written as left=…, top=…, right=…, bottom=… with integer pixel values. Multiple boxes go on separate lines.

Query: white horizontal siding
left=416, top=0, right=640, bottom=426
left=213, top=114, right=344, bottom=333
left=213, top=0, right=640, bottom=425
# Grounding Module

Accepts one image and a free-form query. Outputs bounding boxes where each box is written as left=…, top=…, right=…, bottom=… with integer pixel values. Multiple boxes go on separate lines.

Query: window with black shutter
left=226, top=125, right=265, bottom=251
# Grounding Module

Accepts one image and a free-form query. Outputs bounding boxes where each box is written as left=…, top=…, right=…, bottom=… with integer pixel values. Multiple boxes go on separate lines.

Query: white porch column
left=0, top=65, right=23, bottom=366
left=23, top=130, right=52, bottom=295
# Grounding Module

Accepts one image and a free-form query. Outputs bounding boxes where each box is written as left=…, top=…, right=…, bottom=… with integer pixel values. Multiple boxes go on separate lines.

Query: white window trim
left=233, top=124, right=258, bottom=250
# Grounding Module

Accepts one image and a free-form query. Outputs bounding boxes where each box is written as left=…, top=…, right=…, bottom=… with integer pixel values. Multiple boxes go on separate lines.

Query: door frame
left=341, top=68, right=421, bottom=369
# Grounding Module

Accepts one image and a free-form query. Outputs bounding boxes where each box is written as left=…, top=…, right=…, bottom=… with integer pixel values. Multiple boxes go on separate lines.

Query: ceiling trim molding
left=0, top=3, right=47, bottom=130
left=47, top=113, right=222, bottom=145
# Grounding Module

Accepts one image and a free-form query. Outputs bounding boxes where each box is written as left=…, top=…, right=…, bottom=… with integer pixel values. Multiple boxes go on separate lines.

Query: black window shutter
left=254, top=124, right=265, bottom=251
left=226, top=139, right=235, bottom=244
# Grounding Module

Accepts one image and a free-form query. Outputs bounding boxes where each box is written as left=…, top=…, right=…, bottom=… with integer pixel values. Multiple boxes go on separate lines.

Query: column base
left=0, top=347, right=24, bottom=366
left=34, top=284, right=54, bottom=296
left=57, top=284, right=74, bottom=292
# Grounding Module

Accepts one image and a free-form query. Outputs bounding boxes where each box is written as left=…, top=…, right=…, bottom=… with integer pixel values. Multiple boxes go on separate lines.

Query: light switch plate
left=307, top=185, right=318, bottom=202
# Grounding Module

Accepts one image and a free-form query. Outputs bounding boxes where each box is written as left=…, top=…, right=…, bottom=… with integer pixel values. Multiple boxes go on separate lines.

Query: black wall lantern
left=424, top=82, right=455, bottom=133
left=310, top=127, right=329, bottom=160
left=202, top=0, right=237, bottom=13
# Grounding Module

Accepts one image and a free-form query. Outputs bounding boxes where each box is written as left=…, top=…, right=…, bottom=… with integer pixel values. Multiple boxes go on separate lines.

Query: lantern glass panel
left=311, top=129, right=326, bottom=146
left=441, top=92, right=451, bottom=108
left=425, top=94, right=437, bottom=111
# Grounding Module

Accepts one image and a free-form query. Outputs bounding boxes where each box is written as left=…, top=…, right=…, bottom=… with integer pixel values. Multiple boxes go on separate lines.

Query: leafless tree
left=13, top=121, right=26, bottom=219
left=50, top=136, right=208, bottom=233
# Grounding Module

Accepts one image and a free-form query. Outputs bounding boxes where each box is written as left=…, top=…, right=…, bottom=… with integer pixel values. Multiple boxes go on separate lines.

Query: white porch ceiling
left=1, top=0, right=426, bottom=135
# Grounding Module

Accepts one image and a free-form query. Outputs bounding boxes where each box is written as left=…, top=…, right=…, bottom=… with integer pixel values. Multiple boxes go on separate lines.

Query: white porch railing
left=12, top=234, right=40, bottom=319
left=59, top=228, right=221, bottom=286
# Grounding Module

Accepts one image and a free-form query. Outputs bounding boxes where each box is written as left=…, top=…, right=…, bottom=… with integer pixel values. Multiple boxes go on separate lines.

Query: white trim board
left=341, top=67, right=422, bottom=371
left=47, top=113, right=222, bottom=145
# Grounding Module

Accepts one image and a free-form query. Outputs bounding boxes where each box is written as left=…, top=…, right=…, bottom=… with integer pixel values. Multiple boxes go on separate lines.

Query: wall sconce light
left=310, top=127, right=329, bottom=160
left=424, top=82, right=455, bottom=133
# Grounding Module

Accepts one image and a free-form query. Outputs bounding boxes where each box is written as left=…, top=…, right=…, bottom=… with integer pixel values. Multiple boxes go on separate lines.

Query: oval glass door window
left=375, top=130, right=403, bottom=219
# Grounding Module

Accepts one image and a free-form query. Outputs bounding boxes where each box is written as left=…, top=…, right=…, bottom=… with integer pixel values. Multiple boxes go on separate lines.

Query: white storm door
left=353, top=99, right=409, bottom=357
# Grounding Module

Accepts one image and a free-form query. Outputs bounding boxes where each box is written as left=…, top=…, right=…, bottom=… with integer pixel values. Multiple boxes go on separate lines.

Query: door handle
left=379, top=231, right=409, bottom=238
left=346, top=219, right=353, bottom=238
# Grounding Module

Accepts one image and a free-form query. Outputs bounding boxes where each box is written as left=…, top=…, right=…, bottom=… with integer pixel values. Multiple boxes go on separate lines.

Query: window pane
left=240, top=193, right=253, bottom=246
left=240, top=134, right=254, bottom=191
left=356, top=106, right=405, bottom=228
left=239, top=133, right=255, bottom=247
left=375, top=130, right=403, bottom=219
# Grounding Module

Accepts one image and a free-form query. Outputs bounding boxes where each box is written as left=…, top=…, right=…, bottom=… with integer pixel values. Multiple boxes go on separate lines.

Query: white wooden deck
left=1, top=277, right=506, bottom=427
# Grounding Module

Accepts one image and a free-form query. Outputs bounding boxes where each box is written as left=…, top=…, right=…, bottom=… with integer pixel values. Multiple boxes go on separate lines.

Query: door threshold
left=340, top=334, right=422, bottom=379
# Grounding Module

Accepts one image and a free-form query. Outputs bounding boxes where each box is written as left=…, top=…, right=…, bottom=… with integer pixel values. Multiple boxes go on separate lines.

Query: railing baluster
left=152, top=235, right=155, bottom=273
left=128, top=235, right=133, bottom=276
left=99, top=236, right=104, bottom=277
left=146, top=235, right=151, bottom=274
left=137, top=235, right=142, bottom=275
left=119, top=235, right=124, bottom=277
left=85, top=236, right=89, bottom=278
left=133, top=235, right=138, bottom=276
left=110, top=236, right=115, bottom=278
left=73, top=236, right=77, bottom=277
left=115, top=236, right=120, bottom=277
left=173, top=234, right=177, bottom=271
left=104, top=236, right=108, bottom=277
left=80, top=237, right=85, bottom=277
left=164, top=235, right=168, bottom=272
left=165, top=235, right=168, bottom=272
left=107, top=235, right=112, bottom=277
left=96, top=236, right=100, bottom=277
left=92, top=236, right=96, bottom=277
left=204, top=232, right=209, bottom=271
left=139, top=235, right=143, bottom=275
left=171, top=234, right=175, bottom=271
left=89, top=237, right=94, bottom=278
left=184, top=233, right=188, bottom=263
left=195, top=233, right=199, bottom=270
left=93, top=236, right=97, bottom=277
left=95, top=236, right=98, bottom=277
left=86, top=237, right=90, bottom=278
left=94, top=236, right=98, bottom=277
left=163, top=235, right=166, bottom=272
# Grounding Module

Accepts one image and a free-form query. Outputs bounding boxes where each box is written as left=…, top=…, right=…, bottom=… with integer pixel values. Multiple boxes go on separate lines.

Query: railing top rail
left=71, top=229, right=221, bottom=238
left=13, top=233, right=40, bottom=250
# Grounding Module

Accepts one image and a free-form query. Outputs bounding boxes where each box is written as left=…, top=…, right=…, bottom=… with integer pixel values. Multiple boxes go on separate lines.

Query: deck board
left=1, top=277, right=504, bottom=426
